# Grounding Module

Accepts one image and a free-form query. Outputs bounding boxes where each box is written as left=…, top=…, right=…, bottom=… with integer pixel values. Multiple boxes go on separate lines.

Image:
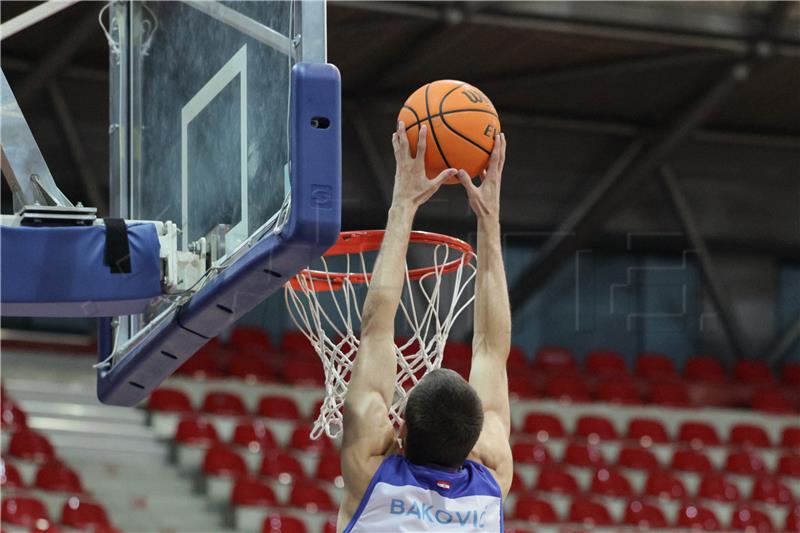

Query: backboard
left=98, top=0, right=340, bottom=406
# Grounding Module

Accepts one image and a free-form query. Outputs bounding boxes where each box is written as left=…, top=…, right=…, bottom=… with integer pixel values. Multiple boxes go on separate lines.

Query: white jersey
left=343, top=454, right=504, bottom=532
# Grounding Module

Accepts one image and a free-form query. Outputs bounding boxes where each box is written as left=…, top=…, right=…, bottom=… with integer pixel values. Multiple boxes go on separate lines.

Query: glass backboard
left=99, top=0, right=337, bottom=405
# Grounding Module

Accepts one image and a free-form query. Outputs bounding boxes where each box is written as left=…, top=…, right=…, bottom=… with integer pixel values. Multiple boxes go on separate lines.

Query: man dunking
left=337, top=121, right=512, bottom=532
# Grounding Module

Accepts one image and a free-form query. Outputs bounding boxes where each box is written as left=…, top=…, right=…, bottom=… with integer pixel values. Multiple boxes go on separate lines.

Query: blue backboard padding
left=1, top=223, right=161, bottom=317
left=97, top=62, right=341, bottom=406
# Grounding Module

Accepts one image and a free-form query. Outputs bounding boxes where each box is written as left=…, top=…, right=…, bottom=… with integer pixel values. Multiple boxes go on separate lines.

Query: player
left=337, top=120, right=512, bottom=532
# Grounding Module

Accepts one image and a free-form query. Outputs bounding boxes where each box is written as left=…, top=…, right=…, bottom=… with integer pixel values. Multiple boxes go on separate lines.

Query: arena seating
left=134, top=328, right=800, bottom=532
left=1, top=391, right=122, bottom=533
left=5, top=329, right=797, bottom=532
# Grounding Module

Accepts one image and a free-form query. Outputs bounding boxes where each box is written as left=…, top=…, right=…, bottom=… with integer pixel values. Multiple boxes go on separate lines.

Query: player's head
left=402, top=368, right=484, bottom=469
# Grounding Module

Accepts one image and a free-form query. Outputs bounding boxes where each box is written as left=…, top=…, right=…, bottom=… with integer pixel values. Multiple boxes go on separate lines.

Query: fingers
left=456, top=169, right=477, bottom=193
left=396, top=121, right=409, bottom=153
left=415, top=125, right=427, bottom=162
left=431, top=167, right=458, bottom=188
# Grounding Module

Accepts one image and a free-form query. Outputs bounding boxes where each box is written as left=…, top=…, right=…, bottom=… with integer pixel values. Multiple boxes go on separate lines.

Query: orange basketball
left=398, top=80, right=500, bottom=183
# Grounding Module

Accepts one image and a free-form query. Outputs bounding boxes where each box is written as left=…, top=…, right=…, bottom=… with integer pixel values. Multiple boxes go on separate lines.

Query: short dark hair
left=404, top=368, right=484, bottom=469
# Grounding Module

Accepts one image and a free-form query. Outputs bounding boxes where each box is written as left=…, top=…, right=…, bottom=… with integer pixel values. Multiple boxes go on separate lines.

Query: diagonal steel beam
left=16, top=8, right=98, bottom=105
left=507, top=60, right=752, bottom=312
left=658, top=165, right=748, bottom=363
left=766, top=313, right=800, bottom=368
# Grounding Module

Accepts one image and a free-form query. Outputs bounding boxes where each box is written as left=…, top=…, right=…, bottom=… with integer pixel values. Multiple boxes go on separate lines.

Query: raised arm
left=340, top=122, right=457, bottom=509
left=458, top=134, right=514, bottom=496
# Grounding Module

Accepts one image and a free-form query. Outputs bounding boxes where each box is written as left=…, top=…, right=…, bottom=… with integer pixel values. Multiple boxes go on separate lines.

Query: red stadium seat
left=623, top=500, right=667, bottom=529
left=175, top=342, right=225, bottom=378
left=321, top=515, right=337, bottom=533
left=595, top=379, right=640, bottom=405
left=786, top=505, right=800, bottom=532
left=513, top=494, right=557, bottom=523
left=1, top=401, right=27, bottom=429
left=521, top=412, right=565, bottom=440
left=148, top=388, right=193, bottom=413
left=752, top=389, right=796, bottom=414
left=626, top=418, right=669, bottom=445
left=685, top=356, right=726, bottom=381
left=507, top=346, right=528, bottom=373
left=34, top=461, right=82, bottom=493
left=644, top=470, right=687, bottom=500
left=568, top=497, right=613, bottom=526
left=698, top=473, right=740, bottom=502
left=536, top=467, right=579, bottom=494
left=229, top=326, right=272, bottom=352
left=731, top=506, right=773, bottom=533
left=729, top=423, right=771, bottom=448
left=676, top=504, right=721, bottom=531
left=648, top=381, right=691, bottom=407
left=202, top=445, right=247, bottom=478
left=511, top=471, right=525, bottom=492
left=281, top=331, right=316, bottom=357
left=290, top=424, right=336, bottom=453
left=585, top=350, right=628, bottom=376
left=678, top=421, right=721, bottom=447
left=563, top=443, right=604, bottom=468
left=725, top=450, right=767, bottom=475
left=590, top=468, right=632, bottom=497
left=289, top=480, right=336, bottom=512
left=508, top=376, right=538, bottom=399
left=201, top=391, right=248, bottom=416
left=315, top=452, right=342, bottom=483
left=783, top=362, right=800, bottom=387
left=636, top=352, right=678, bottom=379
left=533, top=346, right=577, bottom=374
left=734, top=360, right=774, bottom=384
left=443, top=341, right=471, bottom=367
left=263, top=513, right=309, bottom=533
left=9, top=428, right=55, bottom=462
left=511, top=441, right=552, bottom=465
left=1, top=495, right=51, bottom=528
left=1, top=458, right=23, bottom=488
left=229, top=356, right=275, bottom=382
left=61, top=497, right=111, bottom=530
left=261, top=451, right=305, bottom=481
left=617, top=446, right=659, bottom=470
left=671, top=449, right=713, bottom=473
left=544, top=375, right=590, bottom=402
left=505, top=529, right=536, bottom=533
left=232, top=477, right=278, bottom=507
left=751, top=476, right=794, bottom=505
left=778, top=454, right=800, bottom=477
left=283, top=360, right=325, bottom=386
left=232, top=419, right=278, bottom=453
left=575, top=415, right=617, bottom=441
left=257, top=395, right=302, bottom=420
left=782, top=426, right=800, bottom=449
left=175, top=417, right=219, bottom=446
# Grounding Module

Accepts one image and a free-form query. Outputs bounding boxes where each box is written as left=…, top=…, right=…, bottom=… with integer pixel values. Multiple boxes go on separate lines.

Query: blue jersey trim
left=342, top=456, right=397, bottom=533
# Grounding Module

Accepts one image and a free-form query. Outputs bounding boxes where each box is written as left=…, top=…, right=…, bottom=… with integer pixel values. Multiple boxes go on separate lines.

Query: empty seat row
left=513, top=463, right=798, bottom=502
left=2, top=458, right=83, bottom=494
left=514, top=440, right=800, bottom=477
left=520, top=412, right=800, bottom=448
left=1, top=494, right=117, bottom=533
left=512, top=494, right=799, bottom=531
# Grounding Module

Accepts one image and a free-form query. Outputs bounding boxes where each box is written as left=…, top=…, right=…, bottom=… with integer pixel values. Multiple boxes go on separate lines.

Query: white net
left=284, top=231, right=477, bottom=439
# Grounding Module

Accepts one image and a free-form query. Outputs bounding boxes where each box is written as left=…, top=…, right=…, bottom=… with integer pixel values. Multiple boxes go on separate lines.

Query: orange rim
left=288, top=230, right=474, bottom=292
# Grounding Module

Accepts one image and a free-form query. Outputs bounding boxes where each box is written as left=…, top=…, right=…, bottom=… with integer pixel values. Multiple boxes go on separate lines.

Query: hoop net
left=285, top=230, right=477, bottom=439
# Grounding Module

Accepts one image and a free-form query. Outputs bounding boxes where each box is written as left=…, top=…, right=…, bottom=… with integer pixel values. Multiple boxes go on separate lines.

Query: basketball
left=398, top=80, right=501, bottom=183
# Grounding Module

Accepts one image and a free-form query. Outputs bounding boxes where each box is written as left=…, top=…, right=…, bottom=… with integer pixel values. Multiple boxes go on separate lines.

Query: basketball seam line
left=402, top=105, right=420, bottom=124
left=439, top=84, right=493, bottom=157
left=424, top=83, right=452, bottom=170
left=403, top=108, right=498, bottom=132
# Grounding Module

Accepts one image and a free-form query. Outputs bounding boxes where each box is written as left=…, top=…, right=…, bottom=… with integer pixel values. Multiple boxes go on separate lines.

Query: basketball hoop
left=285, top=230, right=477, bottom=439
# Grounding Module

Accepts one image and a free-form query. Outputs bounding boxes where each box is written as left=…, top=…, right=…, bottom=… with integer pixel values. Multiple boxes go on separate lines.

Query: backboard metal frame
left=98, top=0, right=339, bottom=406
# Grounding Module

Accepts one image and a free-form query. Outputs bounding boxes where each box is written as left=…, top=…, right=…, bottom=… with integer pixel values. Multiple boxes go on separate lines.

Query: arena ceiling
left=2, top=1, right=799, bottom=262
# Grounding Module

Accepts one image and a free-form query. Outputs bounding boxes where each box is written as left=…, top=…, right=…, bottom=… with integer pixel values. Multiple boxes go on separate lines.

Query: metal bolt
left=292, top=34, right=301, bottom=48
